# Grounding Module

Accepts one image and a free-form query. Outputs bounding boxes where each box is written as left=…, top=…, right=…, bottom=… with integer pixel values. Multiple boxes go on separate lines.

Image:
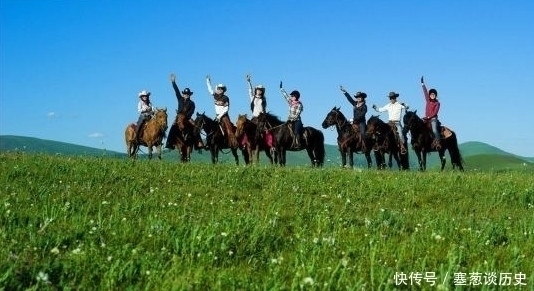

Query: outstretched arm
left=340, top=85, right=356, bottom=106
left=170, top=74, right=182, bottom=100
left=280, top=81, right=290, bottom=103
left=421, top=76, right=430, bottom=102
left=206, top=75, right=214, bottom=95
left=246, top=74, right=254, bottom=101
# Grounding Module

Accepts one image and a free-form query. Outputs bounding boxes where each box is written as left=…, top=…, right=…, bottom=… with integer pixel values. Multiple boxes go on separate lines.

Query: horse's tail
left=313, top=128, right=325, bottom=165
left=447, top=132, right=464, bottom=170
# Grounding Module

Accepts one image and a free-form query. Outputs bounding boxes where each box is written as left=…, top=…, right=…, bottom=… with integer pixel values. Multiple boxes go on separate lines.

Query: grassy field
left=1, top=152, right=533, bottom=290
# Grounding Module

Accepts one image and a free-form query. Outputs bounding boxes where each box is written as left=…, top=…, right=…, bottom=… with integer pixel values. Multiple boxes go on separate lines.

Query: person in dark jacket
left=165, top=73, right=203, bottom=150
left=340, top=85, right=368, bottom=150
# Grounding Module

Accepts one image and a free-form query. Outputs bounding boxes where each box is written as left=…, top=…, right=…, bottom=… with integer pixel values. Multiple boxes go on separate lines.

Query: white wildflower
left=302, top=277, right=314, bottom=285
left=36, top=271, right=49, bottom=282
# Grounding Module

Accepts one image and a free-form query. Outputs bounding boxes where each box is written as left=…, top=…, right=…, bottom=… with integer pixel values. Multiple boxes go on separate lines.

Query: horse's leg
left=388, top=153, right=393, bottom=169
left=211, top=146, right=217, bottom=164
left=232, top=148, right=240, bottom=165
left=348, top=149, right=354, bottom=169
left=414, top=150, right=423, bottom=171
left=339, top=149, right=346, bottom=168
left=157, top=144, right=162, bottom=160
left=305, top=146, right=316, bottom=167
left=439, top=149, right=446, bottom=171
left=422, top=151, right=427, bottom=171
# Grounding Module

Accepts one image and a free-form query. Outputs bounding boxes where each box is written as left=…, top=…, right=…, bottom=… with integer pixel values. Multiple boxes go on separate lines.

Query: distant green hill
left=2, top=135, right=532, bottom=170
left=0, top=135, right=125, bottom=158
left=463, top=154, right=533, bottom=172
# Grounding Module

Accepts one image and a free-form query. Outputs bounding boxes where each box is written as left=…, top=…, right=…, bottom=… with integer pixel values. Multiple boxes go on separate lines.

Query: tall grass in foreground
left=1, top=152, right=533, bottom=290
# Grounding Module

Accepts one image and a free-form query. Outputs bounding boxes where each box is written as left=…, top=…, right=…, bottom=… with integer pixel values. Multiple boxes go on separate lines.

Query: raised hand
left=246, top=74, right=251, bottom=82
left=339, top=85, right=346, bottom=92
left=206, top=75, right=211, bottom=81
left=170, top=73, right=176, bottom=82
left=372, top=104, right=377, bottom=110
left=279, top=81, right=283, bottom=89
left=420, top=76, right=424, bottom=84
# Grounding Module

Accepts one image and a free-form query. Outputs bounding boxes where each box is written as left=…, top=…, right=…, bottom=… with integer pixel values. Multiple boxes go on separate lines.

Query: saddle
left=422, top=119, right=452, bottom=139
left=286, top=121, right=307, bottom=149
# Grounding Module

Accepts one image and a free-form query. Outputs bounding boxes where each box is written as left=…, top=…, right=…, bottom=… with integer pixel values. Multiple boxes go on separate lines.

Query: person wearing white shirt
left=136, top=90, right=154, bottom=142
left=206, top=75, right=238, bottom=148
left=372, top=91, right=409, bottom=153
left=246, top=74, right=267, bottom=122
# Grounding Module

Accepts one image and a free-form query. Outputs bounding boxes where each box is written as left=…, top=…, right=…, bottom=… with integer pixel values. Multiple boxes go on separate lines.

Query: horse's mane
left=332, top=107, right=349, bottom=122
left=259, top=112, right=284, bottom=125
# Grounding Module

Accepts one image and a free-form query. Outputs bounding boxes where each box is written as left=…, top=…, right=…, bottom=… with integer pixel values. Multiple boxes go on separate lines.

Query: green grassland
left=1, top=152, right=533, bottom=290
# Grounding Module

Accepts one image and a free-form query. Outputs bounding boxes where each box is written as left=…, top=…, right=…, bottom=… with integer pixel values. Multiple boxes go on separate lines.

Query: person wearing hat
left=165, top=73, right=204, bottom=150
left=340, top=85, right=368, bottom=151
left=372, top=92, right=409, bottom=154
left=206, top=75, right=238, bottom=148
left=280, top=81, right=304, bottom=149
left=136, top=90, right=154, bottom=142
left=421, top=76, right=441, bottom=150
left=246, top=74, right=267, bottom=123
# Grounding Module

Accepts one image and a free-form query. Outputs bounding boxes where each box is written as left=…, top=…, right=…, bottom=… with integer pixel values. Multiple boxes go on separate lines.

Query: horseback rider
left=136, top=90, right=154, bottom=142
left=165, top=73, right=204, bottom=150
left=280, top=81, right=304, bottom=149
left=206, top=75, right=238, bottom=148
left=421, top=76, right=442, bottom=150
left=340, top=85, right=368, bottom=151
left=246, top=74, right=267, bottom=123
left=372, top=92, right=409, bottom=154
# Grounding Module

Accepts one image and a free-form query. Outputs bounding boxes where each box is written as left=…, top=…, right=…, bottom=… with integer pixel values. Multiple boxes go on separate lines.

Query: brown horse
left=168, top=113, right=196, bottom=162
left=125, top=108, right=168, bottom=159
left=235, top=114, right=275, bottom=165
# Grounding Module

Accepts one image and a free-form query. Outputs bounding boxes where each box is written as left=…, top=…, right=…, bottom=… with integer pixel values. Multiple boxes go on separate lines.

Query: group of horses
left=125, top=107, right=463, bottom=171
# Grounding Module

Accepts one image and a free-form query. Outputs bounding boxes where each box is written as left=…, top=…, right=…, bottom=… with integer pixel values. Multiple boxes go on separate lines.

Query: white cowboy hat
left=138, top=90, right=151, bottom=97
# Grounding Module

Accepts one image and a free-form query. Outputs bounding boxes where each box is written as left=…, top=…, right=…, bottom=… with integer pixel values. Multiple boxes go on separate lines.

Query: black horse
left=321, top=107, right=375, bottom=168
left=235, top=114, right=276, bottom=165
left=366, top=115, right=410, bottom=170
left=403, top=110, right=464, bottom=171
left=193, top=112, right=249, bottom=165
left=256, top=112, right=325, bottom=167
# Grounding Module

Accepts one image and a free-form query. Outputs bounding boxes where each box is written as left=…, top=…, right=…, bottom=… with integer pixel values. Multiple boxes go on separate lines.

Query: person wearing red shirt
left=421, top=76, right=441, bottom=150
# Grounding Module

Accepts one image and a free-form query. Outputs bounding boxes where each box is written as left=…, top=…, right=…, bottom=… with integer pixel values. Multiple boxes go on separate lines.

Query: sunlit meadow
left=1, top=152, right=533, bottom=290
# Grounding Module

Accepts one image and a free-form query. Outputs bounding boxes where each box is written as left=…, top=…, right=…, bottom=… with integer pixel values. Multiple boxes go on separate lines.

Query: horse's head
left=321, top=106, right=347, bottom=129
left=193, top=112, right=208, bottom=134
left=366, top=115, right=383, bottom=136
left=235, top=114, right=248, bottom=137
left=403, top=110, right=420, bottom=131
left=154, top=108, right=168, bottom=131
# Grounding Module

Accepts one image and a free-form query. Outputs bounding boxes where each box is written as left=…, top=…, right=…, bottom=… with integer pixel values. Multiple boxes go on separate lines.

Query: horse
left=403, top=110, right=464, bottom=171
left=193, top=112, right=248, bottom=165
left=235, top=114, right=275, bottom=165
left=366, top=115, right=409, bottom=170
left=256, top=112, right=325, bottom=167
left=167, top=113, right=196, bottom=162
left=124, top=108, right=168, bottom=159
left=321, top=107, right=374, bottom=169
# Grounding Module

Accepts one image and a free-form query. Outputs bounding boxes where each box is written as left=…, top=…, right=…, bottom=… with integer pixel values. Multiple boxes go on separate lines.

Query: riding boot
left=135, top=125, right=142, bottom=144
left=399, top=143, right=407, bottom=154
left=361, top=140, right=367, bottom=152
left=433, top=139, right=442, bottom=150
left=293, top=136, right=301, bottom=149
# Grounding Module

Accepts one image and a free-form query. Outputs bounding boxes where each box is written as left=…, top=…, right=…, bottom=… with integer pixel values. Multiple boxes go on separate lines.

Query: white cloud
left=47, top=112, right=57, bottom=118
left=88, top=132, right=104, bottom=138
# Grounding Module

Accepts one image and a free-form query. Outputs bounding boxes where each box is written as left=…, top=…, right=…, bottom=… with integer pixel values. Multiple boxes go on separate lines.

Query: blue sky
left=1, top=1, right=533, bottom=157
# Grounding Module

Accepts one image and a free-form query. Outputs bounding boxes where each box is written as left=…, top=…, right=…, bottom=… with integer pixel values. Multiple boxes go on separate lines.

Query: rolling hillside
left=1, top=135, right=532, bottom=170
